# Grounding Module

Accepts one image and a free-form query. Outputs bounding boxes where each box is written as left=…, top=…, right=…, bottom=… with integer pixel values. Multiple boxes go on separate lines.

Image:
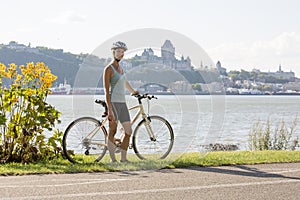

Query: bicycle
left=62, top=93, right=174, bottom=163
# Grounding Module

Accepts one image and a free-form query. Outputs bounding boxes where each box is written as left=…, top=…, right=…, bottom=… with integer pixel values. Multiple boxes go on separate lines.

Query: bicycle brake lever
left=148, top=95, right=157, bottom=100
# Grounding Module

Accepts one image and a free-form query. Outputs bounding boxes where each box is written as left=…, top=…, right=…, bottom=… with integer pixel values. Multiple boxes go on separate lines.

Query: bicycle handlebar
left=132, top=93, right=158, bottom=101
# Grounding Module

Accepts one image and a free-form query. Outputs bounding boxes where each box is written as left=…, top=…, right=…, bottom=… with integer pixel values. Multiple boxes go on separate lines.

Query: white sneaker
left=115, top=147, right=121, bottom=153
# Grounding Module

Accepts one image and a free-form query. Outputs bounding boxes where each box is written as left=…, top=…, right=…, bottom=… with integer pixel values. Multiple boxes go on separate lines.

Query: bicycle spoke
left=63, top=117, right=107, bottom=163
left=133, top=116, right=174, bottom=160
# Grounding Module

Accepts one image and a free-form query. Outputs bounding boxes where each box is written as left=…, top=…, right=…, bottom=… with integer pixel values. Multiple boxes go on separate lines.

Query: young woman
left=103, top=41, right=138, bottom=163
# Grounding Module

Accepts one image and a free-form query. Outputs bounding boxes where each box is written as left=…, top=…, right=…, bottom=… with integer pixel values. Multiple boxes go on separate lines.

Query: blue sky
left=1, top=0, right=300, bottom=75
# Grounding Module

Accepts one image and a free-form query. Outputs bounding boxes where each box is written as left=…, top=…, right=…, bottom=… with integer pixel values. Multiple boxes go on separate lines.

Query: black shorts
left=111, top=102, right=131, bottom=123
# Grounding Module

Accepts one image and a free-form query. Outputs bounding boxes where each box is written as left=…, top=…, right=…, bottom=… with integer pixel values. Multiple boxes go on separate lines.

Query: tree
left=192, top=83, right=202, bottom=91
left=228, top=70, right=241, bottom=81
left=240, top=70, right=250, bottom=80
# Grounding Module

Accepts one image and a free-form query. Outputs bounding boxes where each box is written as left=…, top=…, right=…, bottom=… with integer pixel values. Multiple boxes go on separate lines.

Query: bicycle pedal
left=129, top=144, right=133, bottom=149
left=115, top=147, right=121, bottom=153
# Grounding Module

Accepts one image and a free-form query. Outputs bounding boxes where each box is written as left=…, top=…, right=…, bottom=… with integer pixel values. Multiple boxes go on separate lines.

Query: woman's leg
left=107, top=120, right=118, bottom=162
left=120, top=121, right=132, bottom=162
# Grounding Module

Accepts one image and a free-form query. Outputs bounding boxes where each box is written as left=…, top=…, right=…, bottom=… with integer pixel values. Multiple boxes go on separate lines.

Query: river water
left=47, top=95, right=300, bottom=152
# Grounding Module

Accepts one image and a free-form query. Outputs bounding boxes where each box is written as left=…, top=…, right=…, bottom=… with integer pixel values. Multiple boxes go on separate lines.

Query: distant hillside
left=179, top=70, right=221, bottom=84
left=0, top=42, right=220, bottom=87
left=0, top=44, right=109, bottom=87
left=126, top=64, right=185, bottom=84
left=0, top=46, right=81, bottom=85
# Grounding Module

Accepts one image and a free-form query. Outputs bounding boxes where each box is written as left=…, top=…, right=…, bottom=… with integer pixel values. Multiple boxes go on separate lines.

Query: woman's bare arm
left=103, top=66, right=114, bottom=120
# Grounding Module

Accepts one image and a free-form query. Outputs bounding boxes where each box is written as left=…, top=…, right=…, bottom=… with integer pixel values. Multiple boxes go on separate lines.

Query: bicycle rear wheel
left=63, top=117, right=107, bottom=163
left=132, top=116, right=174, bottom=160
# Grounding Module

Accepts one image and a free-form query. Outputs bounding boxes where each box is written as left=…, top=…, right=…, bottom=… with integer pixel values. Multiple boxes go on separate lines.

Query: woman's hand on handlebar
left=131, top=90, right=139, bottom=96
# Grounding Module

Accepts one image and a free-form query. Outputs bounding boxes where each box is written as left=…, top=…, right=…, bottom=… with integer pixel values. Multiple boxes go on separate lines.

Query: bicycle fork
left=144, top=117, right=157, bottom=142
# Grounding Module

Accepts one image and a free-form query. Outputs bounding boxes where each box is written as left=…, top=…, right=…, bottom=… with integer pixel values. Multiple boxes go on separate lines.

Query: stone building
left=266, top=64, right=295, bottom=80
left=128, top=40, right=192, bottom=71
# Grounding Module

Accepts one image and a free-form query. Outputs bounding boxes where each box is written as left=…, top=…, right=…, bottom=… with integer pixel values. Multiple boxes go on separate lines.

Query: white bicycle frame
left=82, top=125, right=106, bottom=147
left=81, top=98, right=156, bottom=147
left=128, top=99, right=156, bottom=140
left=128, top=103, right=146, bottom=125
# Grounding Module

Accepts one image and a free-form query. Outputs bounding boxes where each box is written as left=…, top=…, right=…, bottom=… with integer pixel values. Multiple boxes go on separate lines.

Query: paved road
left=0, top=162, right=300, bottom=200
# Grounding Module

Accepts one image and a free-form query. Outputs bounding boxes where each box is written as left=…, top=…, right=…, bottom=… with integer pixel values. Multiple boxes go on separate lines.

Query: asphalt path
left=1, top=162, right=300, bottom=200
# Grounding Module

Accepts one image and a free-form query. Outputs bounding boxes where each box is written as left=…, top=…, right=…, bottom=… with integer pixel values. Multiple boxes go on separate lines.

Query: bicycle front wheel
left=63, top=117, right=107, bottom=163
left=133, top=116, right=174, bottom=160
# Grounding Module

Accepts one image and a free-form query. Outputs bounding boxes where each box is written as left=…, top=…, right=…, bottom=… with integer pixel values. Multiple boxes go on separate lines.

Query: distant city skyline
left=0, top=40, right=297, bottom=77
left=1, top=0, right=300, bottom=76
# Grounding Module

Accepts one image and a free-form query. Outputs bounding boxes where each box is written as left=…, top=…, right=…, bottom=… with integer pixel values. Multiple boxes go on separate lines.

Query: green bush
left=248, top=118, right=299, bottom=150
left=0, top=62, right=62, bottom=163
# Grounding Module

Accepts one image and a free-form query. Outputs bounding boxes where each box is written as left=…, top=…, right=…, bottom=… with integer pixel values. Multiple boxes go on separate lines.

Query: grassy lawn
left=1, top=150, right=300, bottom=176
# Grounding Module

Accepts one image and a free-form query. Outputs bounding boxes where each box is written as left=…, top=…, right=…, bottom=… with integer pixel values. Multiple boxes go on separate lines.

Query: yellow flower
left=25, top=89, right=35, bottom=96
left=6, top=63, right=18, bottom=79
left=37, top=68, right=46, bottom=75
left=12, top=83, right=20, bottom=87
left=5, top=72, right=11, bottom=78
left=14, top=74, right=23, bottom=83
left=0, top=63, right=7, bottom=78
left=36, top=62, right=45, bottom=69
left=27, top=62, right=35, bottom=69
left=8, top=63, right=17, bottom=71
left=12, top=98, right=19, bottom=103
left=0, top=63, right=6, bottom=71
left=0, top=69, right=7, bottom=77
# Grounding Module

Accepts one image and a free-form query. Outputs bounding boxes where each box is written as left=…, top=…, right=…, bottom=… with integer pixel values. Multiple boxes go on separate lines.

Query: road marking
left=2, top=179, right=300, bottom=200
left=267, top=169, right=300, bottom=174
left=0, top=178, right=127, bottom=188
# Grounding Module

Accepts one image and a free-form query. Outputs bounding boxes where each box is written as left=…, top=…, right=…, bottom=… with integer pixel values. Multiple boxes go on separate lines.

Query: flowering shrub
left=0, top=62, right=62, bottom=163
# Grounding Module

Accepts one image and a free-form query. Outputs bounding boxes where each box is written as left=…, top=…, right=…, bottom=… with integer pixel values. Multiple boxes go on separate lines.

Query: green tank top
left=110, top=65, right=126, bottom=102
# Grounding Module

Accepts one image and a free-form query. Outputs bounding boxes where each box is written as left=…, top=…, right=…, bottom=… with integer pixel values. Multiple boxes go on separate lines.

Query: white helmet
left=111, top=41, right=128, bottom=51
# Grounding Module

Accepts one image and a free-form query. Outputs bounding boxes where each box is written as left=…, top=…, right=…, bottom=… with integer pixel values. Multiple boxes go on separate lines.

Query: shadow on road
left=186, top=164, right=300, bottom=180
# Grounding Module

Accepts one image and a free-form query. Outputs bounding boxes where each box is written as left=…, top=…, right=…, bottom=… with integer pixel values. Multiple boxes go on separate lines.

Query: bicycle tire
left=63, top=117, right=107, bottom=163
left=132, top=115, right=174, bottom=160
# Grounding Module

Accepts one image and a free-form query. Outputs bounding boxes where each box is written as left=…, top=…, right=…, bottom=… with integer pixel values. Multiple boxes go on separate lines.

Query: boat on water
left=274, top=90, right=300, bottom=95
left=50, top=81, right=72, bottom=95
left=238, top=89, right=263, bottom=95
